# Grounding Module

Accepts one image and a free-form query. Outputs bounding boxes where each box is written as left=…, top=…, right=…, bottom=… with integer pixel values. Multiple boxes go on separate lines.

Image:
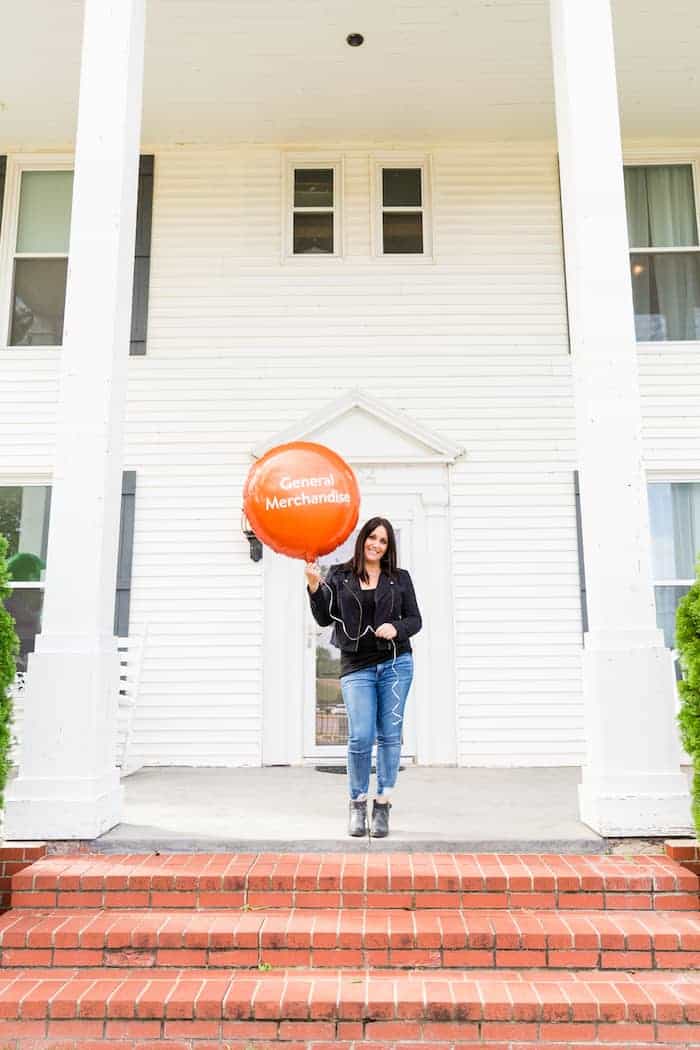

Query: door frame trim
left=301, top=492, right=418, bottom=761
left=262, top=462, right=458, bottom=767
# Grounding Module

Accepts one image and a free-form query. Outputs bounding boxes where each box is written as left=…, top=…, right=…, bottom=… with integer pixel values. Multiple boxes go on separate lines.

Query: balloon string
left=320, top=577, right=403, bottom=727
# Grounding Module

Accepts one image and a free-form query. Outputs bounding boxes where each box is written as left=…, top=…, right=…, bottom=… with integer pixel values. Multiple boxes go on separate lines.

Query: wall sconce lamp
left=241, top=512, right=263, bottom=562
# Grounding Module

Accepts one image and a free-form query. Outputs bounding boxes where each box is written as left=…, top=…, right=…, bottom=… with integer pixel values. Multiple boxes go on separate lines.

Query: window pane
left=293, top=212, right=333, bottom=254
left=16, top=170, right=74, bottom=253
left=654, top=585, right=691, bottom=650
left=382, top=168, right=422, bottom=207
left=630, top=252, right=700, bottom=341
left=294, top=169, right=333, bottom=208
left=624, top=165, right=698, bottom=248
left=648, top=482, right=700, bottom=580
left=4, top=588, right=43, bottom=674
left=0, top=485, right=50, bottom=582
left=10, top=258, right=68, bottom=346
left=383, top=212, right=423, bottom=254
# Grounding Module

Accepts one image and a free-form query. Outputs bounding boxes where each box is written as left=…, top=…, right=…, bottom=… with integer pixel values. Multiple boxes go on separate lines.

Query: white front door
left=261, top=445, right=458, bottom=769
left=302, top=493, right=418, bottom=760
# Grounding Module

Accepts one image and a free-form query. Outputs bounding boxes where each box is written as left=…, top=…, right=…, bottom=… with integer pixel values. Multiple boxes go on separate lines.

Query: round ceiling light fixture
left=346, top=33, right=364, bottom=47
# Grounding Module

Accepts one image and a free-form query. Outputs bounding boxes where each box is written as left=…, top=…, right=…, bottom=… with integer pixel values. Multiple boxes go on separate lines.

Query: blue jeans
left=340, top=651, right=414, bottom=801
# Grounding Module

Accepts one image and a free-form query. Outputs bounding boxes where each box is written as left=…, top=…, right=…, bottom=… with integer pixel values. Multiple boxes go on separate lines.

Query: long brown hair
left=344, top=517, right=399, bottom=582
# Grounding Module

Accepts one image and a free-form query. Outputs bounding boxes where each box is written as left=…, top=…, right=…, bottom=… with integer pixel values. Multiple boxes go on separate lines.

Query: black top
left=339, top=586, right=411, bottom=678
left=308, top=565, right=422, bottom=670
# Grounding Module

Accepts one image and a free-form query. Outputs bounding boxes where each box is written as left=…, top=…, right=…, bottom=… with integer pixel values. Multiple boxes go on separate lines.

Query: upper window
left=648, top=481, right=700, bottom=672
left=0, top=485, right=51, bottom=674
left=624, top=164, right=700, bottom=342
left=8, top=169, right=73, bottom=346
left=381, top=168, right=424, bottom=254
left=287, top=161, right=341, bottom=257
left=372, top=160, right=431, bottom=257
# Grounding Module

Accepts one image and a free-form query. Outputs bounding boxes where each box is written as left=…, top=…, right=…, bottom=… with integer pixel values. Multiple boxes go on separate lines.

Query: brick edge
left=665, top=838, right=700, bottom=874
left=0, top=843, right=47, bottom=913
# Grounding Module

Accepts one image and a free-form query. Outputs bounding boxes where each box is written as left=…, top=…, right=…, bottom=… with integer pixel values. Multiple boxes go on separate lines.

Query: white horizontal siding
left=119, top=143, right=583, bottom=766
left=638, top=348, right=700, bottom=471
left=0, top=352, right=58, bottom=476
left=14, top=141, right=678, bottom=766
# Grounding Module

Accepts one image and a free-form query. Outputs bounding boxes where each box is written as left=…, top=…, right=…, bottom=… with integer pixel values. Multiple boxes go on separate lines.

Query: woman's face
left=364, top=525, right=389, bottom=568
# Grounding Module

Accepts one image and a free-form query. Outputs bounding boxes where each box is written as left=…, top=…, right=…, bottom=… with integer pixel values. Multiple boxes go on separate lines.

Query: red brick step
left=1, top=967, right=700, bottom=1047
left=12, top=852, right=699, bottom=911
left=2, top=907, right=699, bottom=971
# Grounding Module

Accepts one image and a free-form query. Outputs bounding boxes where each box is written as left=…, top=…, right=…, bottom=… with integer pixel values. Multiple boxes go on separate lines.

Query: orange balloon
left=243, top=442, right=360, bottom=561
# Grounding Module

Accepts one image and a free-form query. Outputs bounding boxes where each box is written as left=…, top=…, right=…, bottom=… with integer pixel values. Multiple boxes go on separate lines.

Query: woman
left=305, top=517, right=422, bottom=838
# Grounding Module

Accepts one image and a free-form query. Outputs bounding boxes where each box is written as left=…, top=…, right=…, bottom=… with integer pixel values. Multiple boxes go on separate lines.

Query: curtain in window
left=671, top=484, right=699, bottom=578
left=625, top=165, right=700, bottom=340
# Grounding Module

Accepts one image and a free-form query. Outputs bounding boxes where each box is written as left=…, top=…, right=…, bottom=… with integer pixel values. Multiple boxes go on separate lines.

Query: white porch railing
left=9, top=629, right=148, bottom=775
left=116, top=628, right=148, bottom=774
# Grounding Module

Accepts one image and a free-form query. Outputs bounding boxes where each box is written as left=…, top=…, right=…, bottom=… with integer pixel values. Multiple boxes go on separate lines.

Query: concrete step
left=12, top=852, right=699, bottom=911
left=2, top=967, right=700, bottom=1046
left=2, top=908, right=700, bottom=971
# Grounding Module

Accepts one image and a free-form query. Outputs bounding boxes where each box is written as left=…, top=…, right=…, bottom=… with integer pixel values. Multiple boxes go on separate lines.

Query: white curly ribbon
left=320, top=576, right=403, bottom=726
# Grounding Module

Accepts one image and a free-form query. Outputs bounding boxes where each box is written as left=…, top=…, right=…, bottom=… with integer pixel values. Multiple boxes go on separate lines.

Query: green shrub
left=676, top=560, right=700, bottom=834
left=0, top=535, right=18, bottom=810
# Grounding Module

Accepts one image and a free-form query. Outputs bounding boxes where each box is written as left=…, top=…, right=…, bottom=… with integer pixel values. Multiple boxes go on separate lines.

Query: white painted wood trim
left=370, top=153, right=434, bottom=260
left=263, top=469, right=453, bottom=766
left=551, top=0, right=691, bottom=834
left=3, top=0, right=146, bottom=840
left=116, top=625, right=149, bottom=774
left=282, top=152, right=344, bottom=261
left=252, top=388, right=463, bottom=462
left=0, top=154, right=74, bottom=349
left=623, top=152, right=700, bottom=350
left=646, top=469, right=700, bottom=482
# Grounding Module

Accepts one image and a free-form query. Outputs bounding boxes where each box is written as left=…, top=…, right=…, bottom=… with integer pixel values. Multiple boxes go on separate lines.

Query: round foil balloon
left=243, top=442, right=360, bottom=561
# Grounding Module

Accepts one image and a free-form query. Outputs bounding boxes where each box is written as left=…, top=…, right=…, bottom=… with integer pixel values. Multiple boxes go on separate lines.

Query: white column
left=5, top=0, right=146, bottom=839
left=550, top=0, right=691, bottom=835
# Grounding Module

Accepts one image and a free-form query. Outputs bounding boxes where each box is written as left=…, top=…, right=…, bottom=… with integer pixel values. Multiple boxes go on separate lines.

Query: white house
left=1, top=0, right=698, bottom=839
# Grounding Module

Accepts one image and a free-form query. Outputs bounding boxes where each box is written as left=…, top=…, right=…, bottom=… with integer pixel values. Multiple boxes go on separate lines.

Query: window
left=380, top=168, right=425, bottom=254
left=287, top=161, right=340, bottom=257
left=0, top=485, right=51, bottom=674
left=624, top=164, right=700, bottom=341
left=7, top=169, right=73, bottom=346
left=648, top=481, right=700, bottom=673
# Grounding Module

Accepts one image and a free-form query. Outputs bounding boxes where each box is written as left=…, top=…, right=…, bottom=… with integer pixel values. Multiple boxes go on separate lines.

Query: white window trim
left=647, top=473, right=700, bottom=608
left=646, top=475, right=700, bottom=721
left=0, top=154, right=74, bottom=351
left=0, top=479, right=51, bottom=594
left=282, top=154, right=343, bottom=261
left=623, top=151, right=700, bottom=348
left=371, top=154, right=433, bottom=261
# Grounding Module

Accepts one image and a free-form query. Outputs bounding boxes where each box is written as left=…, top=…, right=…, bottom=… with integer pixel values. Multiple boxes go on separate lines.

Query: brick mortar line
left=2, top=943, right=699, bottom=970
left=4, top=974, right=700, bottom=1024
left=4, top=1016, right=700, bottom=1038
left=3, top=906, right=700, bottom=951
left=13, top=853, right=699, bottom=893
left=10, top=887, right=700, bottom=910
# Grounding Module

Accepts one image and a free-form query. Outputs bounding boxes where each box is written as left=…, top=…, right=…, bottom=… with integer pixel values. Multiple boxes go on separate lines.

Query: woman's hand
left=304, top=561, right=322, bottom=594
left=375, top=622, right=398, bottom=640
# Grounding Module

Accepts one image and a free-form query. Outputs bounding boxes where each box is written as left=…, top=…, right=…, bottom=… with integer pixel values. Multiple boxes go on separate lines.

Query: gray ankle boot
left=371, top=799, right=391, bottom=838
left=348, top=799, right=368, bottom=837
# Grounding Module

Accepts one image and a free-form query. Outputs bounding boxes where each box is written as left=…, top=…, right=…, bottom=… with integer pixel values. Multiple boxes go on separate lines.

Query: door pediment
left=253, top=389, right=462, bottom=465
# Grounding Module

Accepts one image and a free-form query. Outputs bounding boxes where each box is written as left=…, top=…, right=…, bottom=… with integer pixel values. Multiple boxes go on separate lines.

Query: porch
left=68, top=765, right=684, bottom=854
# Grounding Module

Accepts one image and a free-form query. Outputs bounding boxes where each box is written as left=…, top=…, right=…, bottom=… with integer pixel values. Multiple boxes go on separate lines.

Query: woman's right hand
left=304, top=561, right=322, bottom=593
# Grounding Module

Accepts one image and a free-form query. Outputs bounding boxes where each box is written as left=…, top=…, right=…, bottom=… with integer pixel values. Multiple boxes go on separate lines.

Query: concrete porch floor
left=84, top=765, right=692, bottom=854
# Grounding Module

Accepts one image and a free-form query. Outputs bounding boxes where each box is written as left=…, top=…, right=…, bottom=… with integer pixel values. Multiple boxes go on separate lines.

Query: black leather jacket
left=308, top=566, right=422, bottom=653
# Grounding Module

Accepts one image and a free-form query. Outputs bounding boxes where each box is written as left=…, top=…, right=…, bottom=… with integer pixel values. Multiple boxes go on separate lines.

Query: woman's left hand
left=375, top=623, right=398, bottom=640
